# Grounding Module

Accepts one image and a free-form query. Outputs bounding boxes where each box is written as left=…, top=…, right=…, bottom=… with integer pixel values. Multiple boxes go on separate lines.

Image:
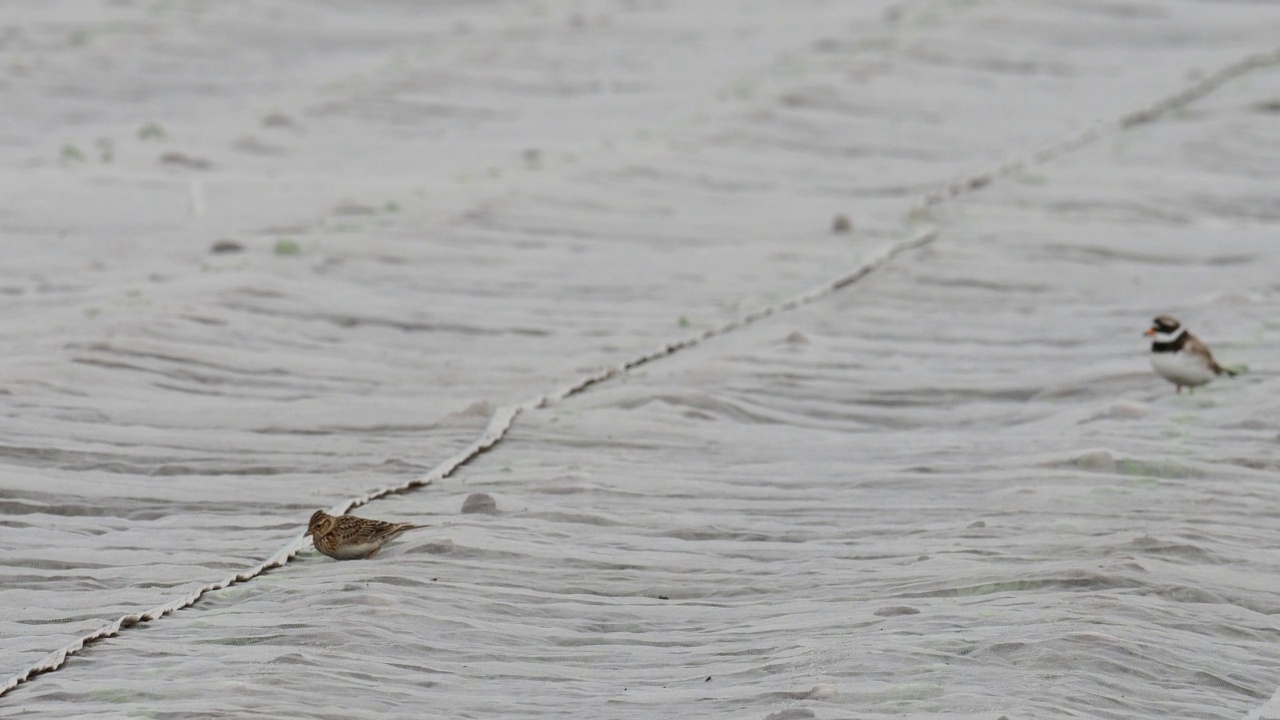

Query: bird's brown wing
left=334, top=516, right=424, bottom=544
left=1185, top=333, right=1236, bottom=377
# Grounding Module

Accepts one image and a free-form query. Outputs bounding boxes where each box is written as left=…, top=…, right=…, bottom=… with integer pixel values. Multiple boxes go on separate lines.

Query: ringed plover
left=1145, top=315, right=1236, bottom=394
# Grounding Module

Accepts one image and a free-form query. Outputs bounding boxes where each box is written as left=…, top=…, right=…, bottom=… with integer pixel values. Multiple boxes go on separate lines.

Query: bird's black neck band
left=1152, top=330, right=1187, bottom=353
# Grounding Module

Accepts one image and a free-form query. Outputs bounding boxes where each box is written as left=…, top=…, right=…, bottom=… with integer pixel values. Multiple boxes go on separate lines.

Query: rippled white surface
left=3, top=1, right=1280, bottom=718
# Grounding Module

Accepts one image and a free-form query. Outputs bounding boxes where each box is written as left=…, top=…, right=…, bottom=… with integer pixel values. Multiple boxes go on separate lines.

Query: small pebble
left=764, top=710, right=815, bottom=720
left=210, top=240, right=244, bottom=254
left=261, top=112, right=299, bottom=129
left=418, top=539, right=455, bottom=555
left=873, top=605, right=921, bottom=617
left=831, top=214, right=852, bottom=233
left=461, top=492, right=498, bottom=515
left=1074, top=449, right=1117, bottom=473
left=159, top=152, right=214, bottom=170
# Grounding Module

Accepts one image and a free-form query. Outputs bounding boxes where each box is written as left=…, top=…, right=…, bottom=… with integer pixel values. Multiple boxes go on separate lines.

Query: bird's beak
left=304, top=528, right=313, bottom=537
left=1143, top=327, right=1155, bottom=337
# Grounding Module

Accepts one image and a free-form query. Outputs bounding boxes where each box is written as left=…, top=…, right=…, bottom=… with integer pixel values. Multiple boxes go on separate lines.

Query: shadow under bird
left=1145, top=315, right=1236, bottom=394
left=305, top=509, right=426, bottom=560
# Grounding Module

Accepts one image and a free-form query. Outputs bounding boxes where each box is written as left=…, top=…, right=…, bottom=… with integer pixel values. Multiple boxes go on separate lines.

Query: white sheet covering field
left=2, top=1, right=1280, bottom=717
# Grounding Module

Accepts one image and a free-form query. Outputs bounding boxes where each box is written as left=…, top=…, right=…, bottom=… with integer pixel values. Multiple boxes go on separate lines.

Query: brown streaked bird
left=305, top=509, right=426, bottom=560
left=1145, top=315, right=1236, bottom=394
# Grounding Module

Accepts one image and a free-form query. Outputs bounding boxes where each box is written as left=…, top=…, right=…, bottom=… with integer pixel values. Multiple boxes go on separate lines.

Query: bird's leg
left=1176, top=385, right=1183, bottom=394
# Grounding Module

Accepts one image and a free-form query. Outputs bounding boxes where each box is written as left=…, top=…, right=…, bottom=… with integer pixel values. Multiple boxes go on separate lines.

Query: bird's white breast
left=1151, top=350, right=1215, bottom=387
left=328, top=541, right=383, bottom=560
